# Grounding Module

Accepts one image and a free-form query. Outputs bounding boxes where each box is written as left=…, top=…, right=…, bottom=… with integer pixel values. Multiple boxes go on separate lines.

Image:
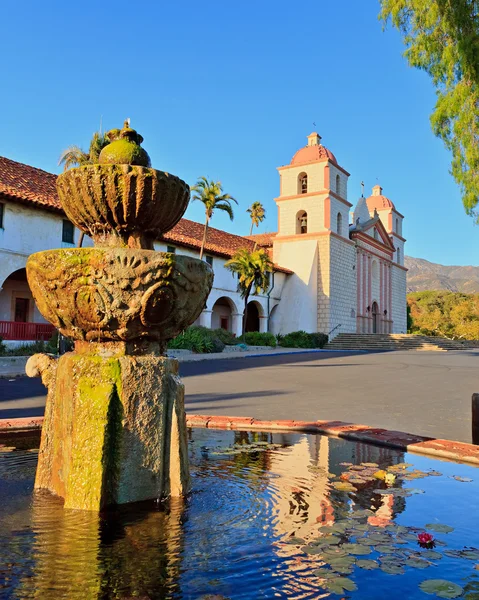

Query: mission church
left=0, top=132, right=406, bottom=345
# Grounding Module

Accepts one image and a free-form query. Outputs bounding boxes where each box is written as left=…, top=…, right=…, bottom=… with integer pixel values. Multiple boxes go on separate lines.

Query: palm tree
left=191, top=176, right=237, bottom=260
left=58, top=131, right=110, bottom=171
left=247, top=201, right=266, bottom=236
left=225, top=248, right=273, bottom=339
left=58, top=131, right=110, bottom=247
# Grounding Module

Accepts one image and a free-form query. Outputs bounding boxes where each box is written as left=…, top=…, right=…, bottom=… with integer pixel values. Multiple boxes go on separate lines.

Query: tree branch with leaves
left=225, top=248, right=273, bottom=339
left=191, top=176, right=238, bottom=259
left=380, top=0, right=479, bottom=220
left=247, top=201, right=266, bottom=237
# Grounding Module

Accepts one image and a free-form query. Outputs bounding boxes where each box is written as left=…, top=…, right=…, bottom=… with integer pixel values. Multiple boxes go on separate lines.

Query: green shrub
left=0, top=336, right=6, bottom=356
left=168, top=326, right=225, bottom=353
left=278, top=330, right=328, bottom=349
left=5, top=340, right=48, bottom=356
left=211, top=328, right=237, bottom=345
left=244, top=331, right=277, bottom=347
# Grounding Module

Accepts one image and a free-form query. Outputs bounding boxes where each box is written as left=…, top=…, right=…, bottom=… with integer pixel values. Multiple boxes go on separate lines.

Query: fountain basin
left=1, top=427, right=479, bottom=599
left=26, top=248, right=213, bottom=345
left=56, top=164, right=190, bottom=247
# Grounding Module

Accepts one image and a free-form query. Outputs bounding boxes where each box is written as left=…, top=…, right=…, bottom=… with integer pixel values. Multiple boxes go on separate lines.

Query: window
left=396, top=217, right=399, bottom=233
left=397, top=247, right=401, bottom=264
left=336, top=174, right=340, bottom=195
left=298, top=173, right=308, bottom=194
left=336, top=212, right=342, bottom=236
left=14, top=298, right=29, bottom=322
left=62, top=220, right=74, bottom=244
left=297, top=210, right=308, bottom=234
left=167, top=245, right=176, bottom=254
left=0, top=203, right=4, bottom=228
left=205, top=255, right=213, bottom=267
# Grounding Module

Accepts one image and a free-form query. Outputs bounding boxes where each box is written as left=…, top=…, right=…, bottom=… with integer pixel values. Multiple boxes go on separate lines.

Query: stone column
left=231, top=312, right=243, bottom=339
left=356, top=251, right=362, bottom=332
left=367, top=255, right=372, bottom=333
left=389, top=264, right=393, bottom=332
left=259, top=315, right=268, bottom=333
left=380, top=261, right=384, bottom=333
left=199, top=309, right=212, bottom=329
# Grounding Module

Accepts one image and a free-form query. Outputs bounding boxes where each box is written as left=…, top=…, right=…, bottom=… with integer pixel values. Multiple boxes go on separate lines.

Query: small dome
left=366, top=185, right=395, bottom=211
left=290, top=132, right=337, bottom=165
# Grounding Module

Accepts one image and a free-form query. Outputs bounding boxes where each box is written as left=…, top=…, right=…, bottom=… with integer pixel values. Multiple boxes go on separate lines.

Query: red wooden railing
left=0, top=321, right=55, bottom=341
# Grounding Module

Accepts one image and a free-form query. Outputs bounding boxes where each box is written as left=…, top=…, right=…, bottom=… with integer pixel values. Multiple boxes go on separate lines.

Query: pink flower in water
left=417, top=532, right=435, bottom=548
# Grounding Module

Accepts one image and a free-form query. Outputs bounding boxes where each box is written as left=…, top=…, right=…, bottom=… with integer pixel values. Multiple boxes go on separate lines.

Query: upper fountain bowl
left=57, top=164, right=190, bottom=249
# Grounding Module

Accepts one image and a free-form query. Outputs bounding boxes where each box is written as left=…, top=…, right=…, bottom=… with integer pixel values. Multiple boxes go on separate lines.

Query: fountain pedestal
left=29, top=342, right=189, bottom=510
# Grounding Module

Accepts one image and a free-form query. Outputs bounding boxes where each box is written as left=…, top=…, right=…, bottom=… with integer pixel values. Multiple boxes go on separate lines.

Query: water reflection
left=2, top=429, right=479, bottom=599
left=14, top=493, right=185, bottom=599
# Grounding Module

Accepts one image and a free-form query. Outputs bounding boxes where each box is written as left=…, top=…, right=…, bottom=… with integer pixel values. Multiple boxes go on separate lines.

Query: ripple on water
left=1, top=430, right=479, bottom=599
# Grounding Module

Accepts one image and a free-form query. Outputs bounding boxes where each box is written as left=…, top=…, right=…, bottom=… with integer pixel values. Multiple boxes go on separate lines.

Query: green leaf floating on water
left=422, top=550, right=443, bottom=560
left=375, top=545, right=399, bottom=554
left=342, top=543, right=372, bottom=555
left=313, top=567, right=336, bottom=579
left=425, top=524, right=454, bottom=533
left=322, top=577, right=358, bottom=594
left=419, top=579, right=463, bottom=598
left=357, top=559, right=379, bottom=570
left=407, top=557, right=431, bottom=569
left=380, top=564, right=405, bottom=575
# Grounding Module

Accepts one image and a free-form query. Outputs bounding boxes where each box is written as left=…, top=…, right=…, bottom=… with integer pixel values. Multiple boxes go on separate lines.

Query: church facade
left=266, top=132, right=407, bottom=336
left=0, top=133, right=407, bottom=345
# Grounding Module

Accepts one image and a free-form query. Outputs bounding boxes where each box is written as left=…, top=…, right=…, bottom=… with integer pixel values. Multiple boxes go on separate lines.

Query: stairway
left=326, top=333, right=467, bottom=352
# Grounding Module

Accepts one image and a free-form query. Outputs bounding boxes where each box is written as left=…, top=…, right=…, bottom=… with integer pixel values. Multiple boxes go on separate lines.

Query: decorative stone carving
left=27, top=121, right=210, bottom=509
left=56, top=164, right=190, bottom=248
left=27, top=248, right=213, bottom=349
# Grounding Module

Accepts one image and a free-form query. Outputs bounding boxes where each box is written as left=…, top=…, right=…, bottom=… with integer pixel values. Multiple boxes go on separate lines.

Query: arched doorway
left=245, top=301, right=261, bottom=332
left=211, top=296, right=237, bottom=332
left=0, top=268, right=54, bottom=341
left=371, top=302, right=379, bottom=333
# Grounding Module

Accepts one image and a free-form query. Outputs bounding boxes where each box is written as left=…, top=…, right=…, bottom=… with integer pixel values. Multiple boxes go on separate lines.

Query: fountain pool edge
left=1, top=414, right=478, bottom=466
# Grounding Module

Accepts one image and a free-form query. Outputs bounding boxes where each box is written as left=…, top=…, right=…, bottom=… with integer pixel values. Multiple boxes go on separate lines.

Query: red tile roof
left=0, top=156, right=61, bottom=212
left=0, top=155, right=291, bottom=273
left=244, top=232, right=277, bottom=247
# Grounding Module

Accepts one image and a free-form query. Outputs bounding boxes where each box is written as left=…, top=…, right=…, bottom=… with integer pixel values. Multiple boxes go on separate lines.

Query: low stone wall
left=2, top=414, right=479, bottom=466
left=0, top=356, right=29, bottom=377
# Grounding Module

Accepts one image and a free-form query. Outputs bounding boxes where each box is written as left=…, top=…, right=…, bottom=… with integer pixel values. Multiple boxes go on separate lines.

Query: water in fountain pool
left=1, top=429, right=479, bottom=599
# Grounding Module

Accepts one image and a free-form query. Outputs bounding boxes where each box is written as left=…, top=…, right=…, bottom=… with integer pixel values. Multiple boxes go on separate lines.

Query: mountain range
left=405, top=256, right=479, bottom=294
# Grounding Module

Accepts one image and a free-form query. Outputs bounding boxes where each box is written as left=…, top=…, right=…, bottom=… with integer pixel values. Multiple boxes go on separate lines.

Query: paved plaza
left=1, top=349, right=478, bottom=443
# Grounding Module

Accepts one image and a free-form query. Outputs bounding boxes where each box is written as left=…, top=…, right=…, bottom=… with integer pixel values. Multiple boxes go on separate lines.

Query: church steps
left=326, top=333, right=465, bottom=352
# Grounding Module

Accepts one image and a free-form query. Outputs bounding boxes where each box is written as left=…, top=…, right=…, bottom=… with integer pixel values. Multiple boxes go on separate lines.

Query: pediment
left=351, top=217, right=395, bottom=251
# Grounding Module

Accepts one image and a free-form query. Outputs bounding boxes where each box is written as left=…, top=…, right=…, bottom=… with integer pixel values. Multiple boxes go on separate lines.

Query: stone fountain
left=25, top=122, right=213, bottom=511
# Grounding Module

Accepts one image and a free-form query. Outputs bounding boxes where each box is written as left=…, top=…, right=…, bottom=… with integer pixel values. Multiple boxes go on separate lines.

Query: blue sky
left=1, top=0, right=476, bottom=265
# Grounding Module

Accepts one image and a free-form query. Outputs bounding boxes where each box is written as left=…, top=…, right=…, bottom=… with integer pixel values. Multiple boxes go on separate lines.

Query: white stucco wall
left=0, top=201, right=80, bottom=288
left=272, top=239, right=318, bottom=333
left=153, top=240, right=285, bottom=335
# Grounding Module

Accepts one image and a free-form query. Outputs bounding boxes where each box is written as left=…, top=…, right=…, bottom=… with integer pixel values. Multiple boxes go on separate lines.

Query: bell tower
left=271, top=133, right=357, bottom=336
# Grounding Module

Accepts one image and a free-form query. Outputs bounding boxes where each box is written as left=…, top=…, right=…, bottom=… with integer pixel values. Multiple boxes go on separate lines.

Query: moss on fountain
left=98, top=120, right=151, bottom=167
